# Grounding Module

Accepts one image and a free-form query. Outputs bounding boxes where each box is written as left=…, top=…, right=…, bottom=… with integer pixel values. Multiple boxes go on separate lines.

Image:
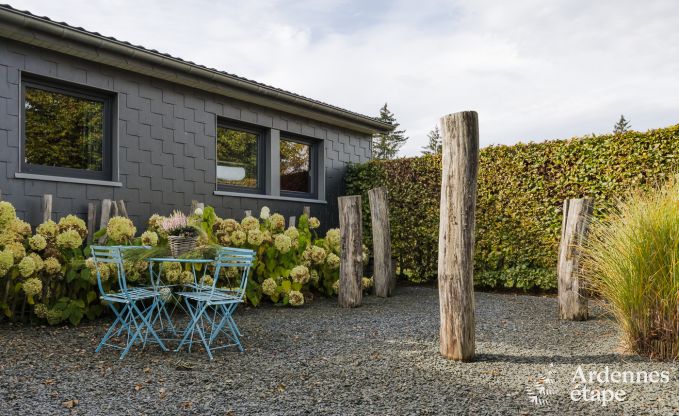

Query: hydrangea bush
left=0, top=201, right=370, bottom=325
left=0, top=201, right=99, bottom=325
left=207, top=206, right=353, bottom=307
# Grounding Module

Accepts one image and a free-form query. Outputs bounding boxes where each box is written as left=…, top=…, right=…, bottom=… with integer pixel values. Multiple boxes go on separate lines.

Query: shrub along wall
left=346, top=125, right=679, bottom=290
left=0, top=201, right=368, bottom=326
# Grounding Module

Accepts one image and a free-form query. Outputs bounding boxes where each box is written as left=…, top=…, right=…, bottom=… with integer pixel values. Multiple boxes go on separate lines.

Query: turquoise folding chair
left=91, top=246, right=168, bottom=359
left=176, top=247, right=255, bottom=359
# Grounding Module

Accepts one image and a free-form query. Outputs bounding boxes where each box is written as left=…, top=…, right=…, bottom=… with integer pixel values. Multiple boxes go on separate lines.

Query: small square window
left=280, top=138, right=314, bottom=196
left=216, top=125, right=262, bottom=192
left=21, top=75, right=113, bottom=180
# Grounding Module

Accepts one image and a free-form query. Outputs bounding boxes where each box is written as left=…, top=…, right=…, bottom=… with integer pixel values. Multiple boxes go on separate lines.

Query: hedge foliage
left=346, top=125, right=679, bottom=290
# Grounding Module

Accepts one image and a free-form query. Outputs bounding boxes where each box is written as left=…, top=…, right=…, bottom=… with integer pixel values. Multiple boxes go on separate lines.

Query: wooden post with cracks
left=438, top=111, right=479, bottom=361
left=558, top=198, right=593, bottom=321
left=338, top=196, right=363, bottom=308
left=368, top=187, right=394, bottom=297
left=41, top=194, right=52, bottom=223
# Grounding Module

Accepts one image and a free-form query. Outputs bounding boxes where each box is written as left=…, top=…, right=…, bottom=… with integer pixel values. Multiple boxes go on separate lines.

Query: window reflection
left=217, top=127, right=259, bottom=189
left=280, top=139, right=311, bottom=193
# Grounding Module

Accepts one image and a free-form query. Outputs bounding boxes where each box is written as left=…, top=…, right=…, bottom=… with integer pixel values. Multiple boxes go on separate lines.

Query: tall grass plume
left=584, top=177, right=679, bottom=360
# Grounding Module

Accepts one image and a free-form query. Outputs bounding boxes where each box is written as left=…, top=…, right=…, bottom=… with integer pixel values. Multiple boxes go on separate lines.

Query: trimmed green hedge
left=346, top=125, right=679, bottom=290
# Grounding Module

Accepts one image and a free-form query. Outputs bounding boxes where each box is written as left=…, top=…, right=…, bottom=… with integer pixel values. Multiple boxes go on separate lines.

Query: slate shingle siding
left=0, top=39, right=372, bottom=229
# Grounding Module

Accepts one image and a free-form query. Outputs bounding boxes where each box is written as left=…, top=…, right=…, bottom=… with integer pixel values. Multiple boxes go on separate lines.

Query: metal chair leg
left=177, top=298, right=213, bottom=359
left=96, top=303, right=130, bottom=353
left=132, top=299, right=168, bottom=351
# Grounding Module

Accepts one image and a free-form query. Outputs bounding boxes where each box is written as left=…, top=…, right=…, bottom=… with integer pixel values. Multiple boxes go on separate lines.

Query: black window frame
left=20, top=73, right=114, bottom=181
left=215, top=121, right=266, bottom=194
left=279, top=135, right=318, bottom=199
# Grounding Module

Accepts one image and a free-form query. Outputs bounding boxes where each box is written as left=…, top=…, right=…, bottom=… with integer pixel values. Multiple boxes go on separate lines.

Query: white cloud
left=15, top=0, right=679, bottom=155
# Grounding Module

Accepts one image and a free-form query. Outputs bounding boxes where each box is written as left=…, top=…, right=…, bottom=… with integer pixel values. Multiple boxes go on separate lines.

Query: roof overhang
left=0, top=5, right=395, bottom=135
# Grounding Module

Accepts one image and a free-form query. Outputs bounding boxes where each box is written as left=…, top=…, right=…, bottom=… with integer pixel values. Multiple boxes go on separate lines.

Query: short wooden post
left=438, top=111, right=479, bottom=361
left=87, top=202, right=97, bottom=244
left=191, top=200, right=204, bottom=214
left=244, top=209, right=252, bottom=217
left=117, top=200, right=129, bottom=218
left=338, top=196, right=363, bottom=308
left=289, top=216, right=296, bottom=228
left=368, top=187, right=394, bottom=297
left=41, top=194, right=52, bottom=223
left=558, top=198, right=593, bottom=321
left=111, top=201, right=119, bottom=217
left=99, top=199, right=112, bottom=243
left=303, top=206, right=311, bottom=217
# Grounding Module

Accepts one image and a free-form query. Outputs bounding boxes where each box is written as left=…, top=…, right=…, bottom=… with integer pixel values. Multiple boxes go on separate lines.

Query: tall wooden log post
left=87, top=202, right=97, bottom=244
left=438, top=111, right=479, bottom=361
left=98, top=199, right=113, bottom=243
left=558, top=198, right=593, bottom=321
left=338, top=195, right=363, bottom=308
left=191, top=200, right=204, bottom=214
left=117, top=200, right=129, bottom=218
left=368, top=187, right=394, bottom=297
left=42, top=194, right=52, bottom=223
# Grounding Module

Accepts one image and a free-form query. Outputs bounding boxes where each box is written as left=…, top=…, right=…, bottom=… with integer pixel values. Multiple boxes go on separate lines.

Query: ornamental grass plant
left=584, top=177, right=679, bottom=360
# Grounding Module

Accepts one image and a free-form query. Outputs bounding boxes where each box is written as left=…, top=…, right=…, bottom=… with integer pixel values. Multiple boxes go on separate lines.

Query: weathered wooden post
left=41, top=194, right=52, bottom=223
left=368, top=187, right=394, bottom=297
left=191, top=200, right=204, bottom=214
left=117, top=200, right=129, bottom=218
left=558, top=198, right=593, bottom=321
left=338, top=195, right=363, bottom=308
left=303, top=206, right=311, bottom=217
left=87, top=202, right=97, bottom=244
left=289, top=216, right=296, bottom=228
left=244, top=209, right=252, bottom=217
left=98, top=199, right=112, bottom=243
left=438, top=111, right=479, bottom=361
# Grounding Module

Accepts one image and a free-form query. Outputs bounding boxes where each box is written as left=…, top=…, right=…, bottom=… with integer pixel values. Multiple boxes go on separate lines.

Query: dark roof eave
left=0, top=5, right=395, bottom=135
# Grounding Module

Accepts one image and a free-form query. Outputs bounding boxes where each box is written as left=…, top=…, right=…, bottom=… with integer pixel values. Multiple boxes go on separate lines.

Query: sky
left=14, top=0, right=679, bottom=155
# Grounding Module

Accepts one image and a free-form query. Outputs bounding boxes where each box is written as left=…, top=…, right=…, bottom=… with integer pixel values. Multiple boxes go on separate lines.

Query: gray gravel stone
left=0, top=286, right=677, bottom=415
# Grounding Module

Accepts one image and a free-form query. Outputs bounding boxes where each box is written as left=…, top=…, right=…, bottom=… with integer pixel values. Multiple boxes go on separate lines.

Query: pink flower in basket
left=162, top=211, right=188, bottom=233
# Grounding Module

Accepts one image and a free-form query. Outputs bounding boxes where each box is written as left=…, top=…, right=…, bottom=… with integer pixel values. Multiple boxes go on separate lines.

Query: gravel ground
left=0, top=286, right=677, bottom=415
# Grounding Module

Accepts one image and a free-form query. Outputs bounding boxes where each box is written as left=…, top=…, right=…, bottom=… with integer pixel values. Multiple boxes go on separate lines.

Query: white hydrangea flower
left=159, top=287, right=172, bottom=302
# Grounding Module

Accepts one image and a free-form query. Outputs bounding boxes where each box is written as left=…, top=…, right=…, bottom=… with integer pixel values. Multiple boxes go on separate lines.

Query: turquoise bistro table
left=146, top=257, right=214, bottom=347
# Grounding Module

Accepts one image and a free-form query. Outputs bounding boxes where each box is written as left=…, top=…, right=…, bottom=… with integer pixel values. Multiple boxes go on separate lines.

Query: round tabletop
left=146, top=258, right=214, bottom=264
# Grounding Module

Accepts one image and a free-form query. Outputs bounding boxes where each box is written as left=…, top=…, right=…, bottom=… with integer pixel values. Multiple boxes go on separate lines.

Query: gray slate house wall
left=0, top=6, right=390, bottom=230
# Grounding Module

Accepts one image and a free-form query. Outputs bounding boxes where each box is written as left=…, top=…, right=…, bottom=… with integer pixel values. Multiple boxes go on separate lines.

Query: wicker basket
left=168, top=235, right=197, bottom=258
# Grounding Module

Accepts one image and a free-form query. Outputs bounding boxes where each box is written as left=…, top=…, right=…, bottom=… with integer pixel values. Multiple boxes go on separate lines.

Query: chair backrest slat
left=90, top=245, right=129, bottom=298
left=212, top=247, right=255, bottom=299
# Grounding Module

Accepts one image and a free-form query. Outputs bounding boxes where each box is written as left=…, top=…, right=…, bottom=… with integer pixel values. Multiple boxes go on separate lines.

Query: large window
left=214, top=121, right=323, bottom=200
left=280, top=138, right=313, bottom=195
left=21, top=76, right=113, bottom=180
left=216, top=125, right=261, bottom=191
